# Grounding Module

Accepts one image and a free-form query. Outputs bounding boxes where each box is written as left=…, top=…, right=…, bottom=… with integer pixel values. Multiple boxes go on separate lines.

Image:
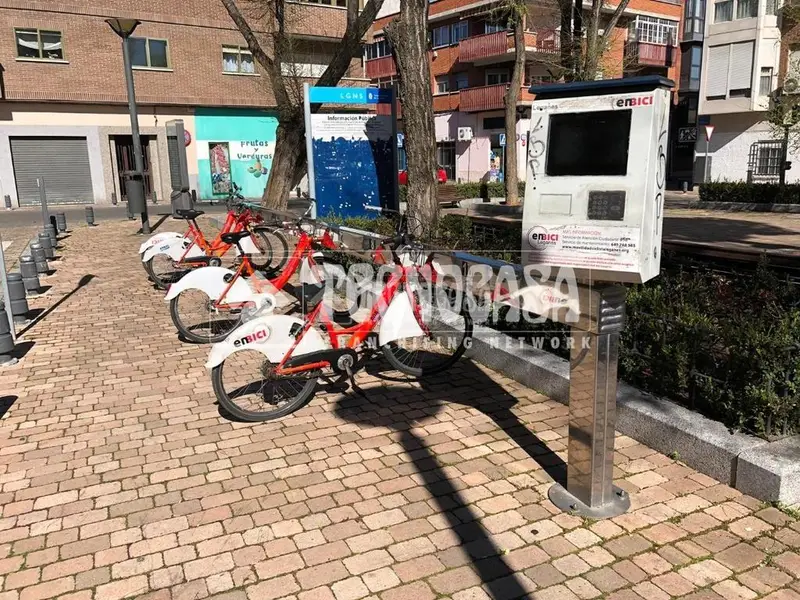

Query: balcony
left=365, top=56, right=397, bottom=79
left=459, top=30, right=560, bottom=63
left=459, top=84, right=534, bottom=112
left=433, top=92, right=460, bottom=112
left=625, top=41, right=675, bottom=67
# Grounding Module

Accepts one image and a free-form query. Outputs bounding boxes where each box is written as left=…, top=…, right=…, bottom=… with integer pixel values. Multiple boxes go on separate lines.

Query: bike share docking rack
left=255, top=205, right=631, bottom=519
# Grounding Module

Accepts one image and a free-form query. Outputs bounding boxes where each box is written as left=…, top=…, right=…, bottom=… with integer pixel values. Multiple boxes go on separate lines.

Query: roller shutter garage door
left=11, top=137, right=94, bottom=205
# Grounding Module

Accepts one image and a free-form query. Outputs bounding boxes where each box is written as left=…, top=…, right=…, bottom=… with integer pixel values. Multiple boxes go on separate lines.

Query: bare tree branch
left=599, top=0, right=632, bottom=52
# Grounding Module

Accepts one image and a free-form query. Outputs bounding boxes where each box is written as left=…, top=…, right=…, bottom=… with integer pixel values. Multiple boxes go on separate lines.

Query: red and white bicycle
left=204, top=206, right=473, bottom=422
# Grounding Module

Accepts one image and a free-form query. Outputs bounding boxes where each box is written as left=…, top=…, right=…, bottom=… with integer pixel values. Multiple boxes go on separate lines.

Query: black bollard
left=4, top=195, right=11, bottom=210
left=38, top=232, right=54, bottom=259
left=56, top=212, right=67, bottom=233
left=30, top=243, right=48, bottom=274
left=126, top=200, right=134, bottom=220
left=19, top=257, right=40, bottom=295
left=85, top=206, right=95, bottom=226
left=0, top=304, right=14, bottom=364
left=7, top=274, right=28, bottom=324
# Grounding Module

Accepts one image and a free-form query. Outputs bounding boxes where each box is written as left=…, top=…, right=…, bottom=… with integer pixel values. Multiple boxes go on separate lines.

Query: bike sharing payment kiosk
left=522, top=76, right=672, bottom=518
left=166, top=120, right=194, bottom=216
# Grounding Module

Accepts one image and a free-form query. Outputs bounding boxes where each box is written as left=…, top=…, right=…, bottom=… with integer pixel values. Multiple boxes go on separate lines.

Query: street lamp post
left=106, top=17, right=150, bottom=234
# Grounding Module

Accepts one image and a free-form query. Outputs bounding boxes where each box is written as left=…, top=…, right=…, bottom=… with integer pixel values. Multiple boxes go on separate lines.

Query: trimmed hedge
left=699, top=181, right=800, bottom=204
left=331, top=213, right=800, bottom=438
left=398, top=181, right=526, bottom=204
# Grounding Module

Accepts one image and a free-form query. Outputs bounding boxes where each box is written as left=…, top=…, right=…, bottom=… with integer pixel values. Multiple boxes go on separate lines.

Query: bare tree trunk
left=385, top=0, right=438, bottom=235
left=221, top=0, right=387, bottom=211
left=559, top=0, right=573, bottom=80
left=504, top=19, right=525, bottom=205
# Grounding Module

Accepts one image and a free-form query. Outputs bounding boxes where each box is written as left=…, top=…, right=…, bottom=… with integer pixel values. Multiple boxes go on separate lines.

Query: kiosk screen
left=546, top=110, right=632, bottom=177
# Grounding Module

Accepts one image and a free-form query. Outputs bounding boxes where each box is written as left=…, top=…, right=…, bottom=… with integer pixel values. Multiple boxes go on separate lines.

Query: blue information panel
left=305, top=86, right=399, bottom=219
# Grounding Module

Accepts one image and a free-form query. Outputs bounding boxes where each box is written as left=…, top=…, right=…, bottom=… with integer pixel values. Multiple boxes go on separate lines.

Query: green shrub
left=398, top=182, right=525, bottom=202
left=699, top=181, right=800, bottom=204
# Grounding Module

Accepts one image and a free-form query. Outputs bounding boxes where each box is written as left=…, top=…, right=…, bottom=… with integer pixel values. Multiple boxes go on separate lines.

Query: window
left=485, top=21, right=506, bottom=34
left=454, top=72, right=469, bottom=90
left=15, top=28, right=63, bottom=60
left=546, top=110, right=632, bottom=176
left=736, top=0, right=758, bottom=18
left=751, top=142, right=782, bottom=177
left=130, top=38, right=169, bottom=69
left=760, top=67, right=773, bottom=96
left=436, top=142, right=455, bottom=180
left=486, top=70, right=510, bottom=85
left=683, top=0, right=705, bottom=36
left=365, top=39, right=391, bottom=60
left=432, top=25, right=450, bottom=48
left=680, top=46, right=702, bottom=91
left=375, top=75, right=399, bottom=89
left=766, top=0, right=779, bottom=14
left=629, top=16, right=678, bottom=45
left=705, top=42, right=754, bottom=99
left=435, top=75, right=450, bottom=94
left=223, top=46, right=255, bottom=74
left=452, top=21, right=469, bottom=43
left=714, top=0, right=734, bottom=22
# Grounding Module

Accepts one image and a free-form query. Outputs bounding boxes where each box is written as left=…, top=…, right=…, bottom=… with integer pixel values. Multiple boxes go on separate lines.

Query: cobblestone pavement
left=0, top=218, right=798, bottom=600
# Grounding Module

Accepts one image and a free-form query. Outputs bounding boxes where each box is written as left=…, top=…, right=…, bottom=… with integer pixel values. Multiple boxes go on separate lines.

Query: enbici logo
left=526, top=226, right=559, bottom=249
left=233, top=327, right=271, bottom=347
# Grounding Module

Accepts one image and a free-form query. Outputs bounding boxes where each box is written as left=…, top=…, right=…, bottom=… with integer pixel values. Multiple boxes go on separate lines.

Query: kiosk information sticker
left=526, top=224, right=640, bottom=272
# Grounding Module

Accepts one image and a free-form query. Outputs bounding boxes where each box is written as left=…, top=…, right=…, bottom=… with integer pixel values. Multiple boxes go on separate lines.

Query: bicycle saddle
left=175, top=209, right=205, bottom=220
left=220, top=231, right=252, bottom=245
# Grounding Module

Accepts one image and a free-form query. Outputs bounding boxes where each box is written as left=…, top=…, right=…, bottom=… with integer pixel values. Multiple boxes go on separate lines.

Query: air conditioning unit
left=457, top=127, right=473, bottom=141
left=784, top=76, right=800, bottom=94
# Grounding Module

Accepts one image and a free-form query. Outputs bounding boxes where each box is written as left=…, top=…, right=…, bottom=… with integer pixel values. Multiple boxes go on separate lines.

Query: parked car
left=398, top=168, right=448, bottom=185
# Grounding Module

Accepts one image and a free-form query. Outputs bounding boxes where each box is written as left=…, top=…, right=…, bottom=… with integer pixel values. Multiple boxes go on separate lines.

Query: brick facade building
left=0, top=0, right=365, bottom=206
left=365, top=0, right=684, bottom=184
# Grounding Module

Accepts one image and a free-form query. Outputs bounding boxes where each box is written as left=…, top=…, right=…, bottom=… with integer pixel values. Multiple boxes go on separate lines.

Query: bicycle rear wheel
left=381, top=285, right=473, bottom=377
left=211, top=352, right=318, bottom=421
left=247, top=230, right=276, bottom=272
left=170, top=290, right=242, bottom=344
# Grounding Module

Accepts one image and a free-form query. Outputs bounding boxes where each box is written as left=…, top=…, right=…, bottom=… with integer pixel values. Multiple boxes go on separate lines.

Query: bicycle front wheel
left=144, top=254, right=188, bottom=290
left=381, top=285, right=473, bottom=377
left=211, top=352, right=318, bottom=421
left=170, top=290, right=242, bottom=344
left=252, top=227, right=290, bottom=275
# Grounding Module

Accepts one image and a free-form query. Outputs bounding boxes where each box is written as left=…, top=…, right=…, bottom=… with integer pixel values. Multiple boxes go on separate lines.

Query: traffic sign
left=499, top=133, right=506, bottom=147
left=677, top=127, right=697, bottom=143
left=704, top=125, right=715, bottom=141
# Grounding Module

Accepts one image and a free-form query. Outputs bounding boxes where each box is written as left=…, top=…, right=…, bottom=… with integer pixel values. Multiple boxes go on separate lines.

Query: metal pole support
left=0, top=232, right=16, bottom=345
left=548, top=285, right=631, bottom=519
left=0, top=305, right=15, bottom=364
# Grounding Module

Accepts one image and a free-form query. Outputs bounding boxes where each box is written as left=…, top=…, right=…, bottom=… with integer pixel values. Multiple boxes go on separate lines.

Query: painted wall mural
left=195, top=108, right=278, bottom=200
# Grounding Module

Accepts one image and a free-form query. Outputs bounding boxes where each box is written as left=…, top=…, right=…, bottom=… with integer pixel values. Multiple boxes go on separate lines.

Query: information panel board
left=304, top=85, right=399, bottom=219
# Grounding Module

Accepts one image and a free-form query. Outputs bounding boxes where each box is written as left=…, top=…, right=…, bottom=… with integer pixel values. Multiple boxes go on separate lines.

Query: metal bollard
left=111, top=191, right=118, bottom=206
left=37, top=233, right=54, bottom=260
left=126, top=200, right=134, bottom=220
left=85, top=206, right=95, bottom=226
left=152, top=190, right=158, bottom=205
left=4, top=195, right=11, bottom=210
left=19, top=257, right=40, bottom=294
left=6, top=274, right=28, bottom=324
left=30, top=244, right=48, bottom=274
left=0, top=304, right=14, bottom=364
left=46, top=223, right=58, bottom=247
left=191, top=190, right=197, bottom=207
left=56, top=212, right=67, bottom=233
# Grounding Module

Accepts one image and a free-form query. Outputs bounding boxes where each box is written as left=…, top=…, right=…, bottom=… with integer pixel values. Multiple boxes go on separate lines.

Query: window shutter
left=729, top=41, right=754, bottom=91
left=706, top=45, right=730, bottom=97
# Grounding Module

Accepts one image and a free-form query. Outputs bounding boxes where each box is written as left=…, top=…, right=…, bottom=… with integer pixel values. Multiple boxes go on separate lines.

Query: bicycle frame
left=173, top=208, right=261, bottom=265
left=272, top=263, right=423, bottom=376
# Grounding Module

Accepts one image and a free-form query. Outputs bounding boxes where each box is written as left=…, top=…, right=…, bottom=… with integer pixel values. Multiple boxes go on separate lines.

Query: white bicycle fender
left=234, top=234, right=270, bottom=258
left=142, top=237, right=205, bottom=263
left=205, top=315, right=328, bottom=369
left=378, top=292, right=425, bottom=347
left=300, top=256, right=324, bottom=285
left=164, top=266, right=255, bottom=304
left=139, top=232, right=183, bottom=254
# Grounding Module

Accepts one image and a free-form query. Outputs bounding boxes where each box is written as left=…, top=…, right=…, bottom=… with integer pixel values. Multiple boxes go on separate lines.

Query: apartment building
left=696, top=0, right=784, bottom=182
left=0, top=0, right=364, bottom=206
left=365, top=0, right=683, bottom=184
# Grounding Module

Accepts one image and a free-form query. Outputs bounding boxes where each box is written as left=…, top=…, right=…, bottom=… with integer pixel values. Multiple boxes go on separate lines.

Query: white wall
left=695, top=112, right=800, bottom=182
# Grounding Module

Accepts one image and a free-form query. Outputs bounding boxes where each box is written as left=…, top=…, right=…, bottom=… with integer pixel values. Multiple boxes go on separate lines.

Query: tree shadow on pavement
left=335, top=357, right=567, bottom=599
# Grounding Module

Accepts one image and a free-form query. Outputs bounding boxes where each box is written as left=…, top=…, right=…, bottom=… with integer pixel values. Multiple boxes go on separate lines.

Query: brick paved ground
left=0, top=218, right=798, bottom=600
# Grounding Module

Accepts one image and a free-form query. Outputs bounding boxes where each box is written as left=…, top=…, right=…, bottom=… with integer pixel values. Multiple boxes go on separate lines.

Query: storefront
left=194, top=107, right=279, bottom=201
